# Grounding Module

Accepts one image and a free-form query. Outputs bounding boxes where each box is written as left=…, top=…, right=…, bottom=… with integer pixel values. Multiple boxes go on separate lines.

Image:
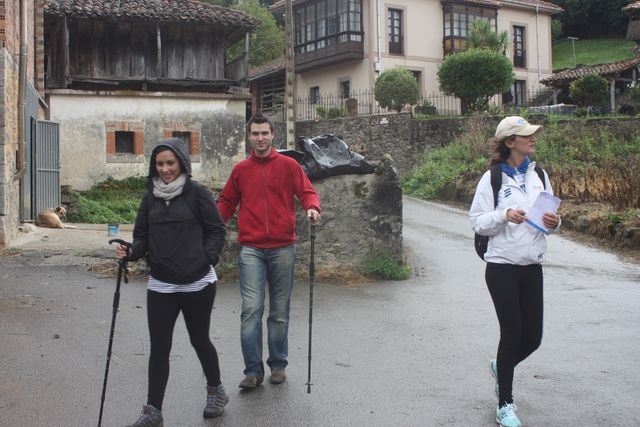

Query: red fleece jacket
left=218, top=149, right=321, bottom=248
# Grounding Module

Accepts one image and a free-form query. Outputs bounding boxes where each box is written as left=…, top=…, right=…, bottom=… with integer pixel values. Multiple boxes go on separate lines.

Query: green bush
left=316, top=106, right=348, bottom=118
left=403, top=120, right=640, bottom=207
left=66, top=177, right=146, bottom=223
left=362, top=250, right=412, bottom=280
left=402, top=123, right=491, bottom=199
left=414, top=99, right=437, bottom=115
left=375, top=68, right=420, bottom=112
left=569, top=74, right=609, bottom=108
left=437, top=49, right=513, bottom=113
left=629, top=84, right=640, bottom=106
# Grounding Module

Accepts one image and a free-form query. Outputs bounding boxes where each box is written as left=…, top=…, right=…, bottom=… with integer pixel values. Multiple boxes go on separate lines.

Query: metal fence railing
left=293, top=86, right=594, bottom=120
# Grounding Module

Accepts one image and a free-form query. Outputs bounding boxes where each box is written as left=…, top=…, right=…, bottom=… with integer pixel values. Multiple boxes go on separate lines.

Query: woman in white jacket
left=469, top=116, right=560, bottom=427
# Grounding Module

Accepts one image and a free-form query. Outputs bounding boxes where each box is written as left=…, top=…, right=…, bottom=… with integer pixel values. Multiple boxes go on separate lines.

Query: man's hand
left=307, top=209, right=321, bottom=225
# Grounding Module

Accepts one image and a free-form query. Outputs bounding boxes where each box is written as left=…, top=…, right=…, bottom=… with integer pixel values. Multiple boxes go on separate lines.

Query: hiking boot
left=496, top=403, right=521, bottom=427
left=269, top=368, right=286, bottom=384
left=490, top=359, right=499, bottom=397
left=203, top=384, right=229, bottom=418
left=238, top=375, right=263, bottom=389
left=126, top=404, right=163, bottom=427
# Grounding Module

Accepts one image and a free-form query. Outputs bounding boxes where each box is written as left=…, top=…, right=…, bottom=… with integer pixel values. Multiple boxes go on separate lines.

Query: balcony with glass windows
left=294, top=0, right=364, bottom=72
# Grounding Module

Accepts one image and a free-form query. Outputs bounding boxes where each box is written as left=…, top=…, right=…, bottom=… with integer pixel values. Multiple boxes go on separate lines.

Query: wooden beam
left=284, top=0, right=295, bottom=148
left=63, top=16, right=70, bottom=87
left=157, top=24, right=162, bottom=77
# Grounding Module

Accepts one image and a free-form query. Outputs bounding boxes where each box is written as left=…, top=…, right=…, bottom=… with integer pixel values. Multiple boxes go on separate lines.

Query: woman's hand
left=115, top=244, right=130, bottom=260
left=506, top=209, right=528, bottom=224
left=542, top=212, right=560, bottom=229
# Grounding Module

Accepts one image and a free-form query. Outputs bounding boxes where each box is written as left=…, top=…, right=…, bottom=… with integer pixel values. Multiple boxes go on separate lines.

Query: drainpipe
left=14, top=0, right=28, bottom=222
left=535, top=5, right=541, bottom=83
left=375, top=0, right=381, bottom=78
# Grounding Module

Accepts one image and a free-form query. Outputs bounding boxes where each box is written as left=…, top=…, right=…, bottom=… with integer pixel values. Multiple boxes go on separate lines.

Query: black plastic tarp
left=279, top=134, right=375, bottom=181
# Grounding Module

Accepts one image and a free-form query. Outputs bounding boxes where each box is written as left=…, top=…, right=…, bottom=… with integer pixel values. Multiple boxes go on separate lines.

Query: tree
left=207, top=0, right=285, bottom=67
left=569, top=74, right=609, bottom=108
left=467, top=19, right=509, bottom=53
left=437, top=49, right=513, bottom=113
left=549, top=0, right=632, bottom=38
left=374, top=68, right=420, bottom=112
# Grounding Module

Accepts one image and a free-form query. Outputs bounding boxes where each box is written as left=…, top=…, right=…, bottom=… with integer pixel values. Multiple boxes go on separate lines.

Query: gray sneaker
left=203, top=384, right=229, bottom=418
left=269, top=368, right=287, bottom=384
left=126, top=405, right=163, bottom=427
left=238, top=375, right=263, bottom=389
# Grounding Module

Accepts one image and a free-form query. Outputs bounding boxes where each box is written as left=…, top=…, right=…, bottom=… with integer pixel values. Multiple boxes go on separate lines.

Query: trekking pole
left=306, top=224, right=316, bottom=394
left=98, top=239, right=131, bottom=427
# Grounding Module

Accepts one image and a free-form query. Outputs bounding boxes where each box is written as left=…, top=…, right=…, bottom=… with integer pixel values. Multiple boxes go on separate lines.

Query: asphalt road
left=1, top=198, right=639, bottom=426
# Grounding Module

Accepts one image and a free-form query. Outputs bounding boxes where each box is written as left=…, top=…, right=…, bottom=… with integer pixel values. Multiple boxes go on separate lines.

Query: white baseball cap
left=495, top=116, right=541, bottom=140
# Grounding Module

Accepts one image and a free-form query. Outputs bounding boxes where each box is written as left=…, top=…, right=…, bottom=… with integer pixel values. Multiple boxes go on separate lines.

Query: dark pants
left=486, top=263, right=543, bottom=407
left=146, top=283, right=220, bottom=410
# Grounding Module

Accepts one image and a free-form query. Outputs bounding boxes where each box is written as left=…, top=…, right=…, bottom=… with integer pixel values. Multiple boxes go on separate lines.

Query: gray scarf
left=152, top=173, right=187, bottom=201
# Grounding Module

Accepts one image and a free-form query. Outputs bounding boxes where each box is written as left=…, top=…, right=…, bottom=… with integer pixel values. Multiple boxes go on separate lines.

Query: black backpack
left=473, top=164, right=546, bottom=261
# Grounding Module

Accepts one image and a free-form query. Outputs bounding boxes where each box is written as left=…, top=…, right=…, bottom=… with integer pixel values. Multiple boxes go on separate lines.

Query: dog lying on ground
left=35, top=206, right=77, bottom=229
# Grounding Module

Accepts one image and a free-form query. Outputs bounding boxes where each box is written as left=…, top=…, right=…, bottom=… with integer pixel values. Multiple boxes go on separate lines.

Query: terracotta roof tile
left=623, top=1, right=640, bottom=12
left=541, top=57, right=640, bottom=86
left=249, top=55, right=285, bottom=79
left=44, top=0, right=258, bottom=28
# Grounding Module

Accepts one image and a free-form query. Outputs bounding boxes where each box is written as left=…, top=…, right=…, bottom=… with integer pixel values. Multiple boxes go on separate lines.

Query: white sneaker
left=490, top=359, right=499, bottom=397
left=496, top=403, right=521, bottom=427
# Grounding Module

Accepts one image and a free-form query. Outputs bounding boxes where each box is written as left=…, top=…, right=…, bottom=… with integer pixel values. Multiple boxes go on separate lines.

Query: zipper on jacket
left=261, top=158, right=270, bottom=237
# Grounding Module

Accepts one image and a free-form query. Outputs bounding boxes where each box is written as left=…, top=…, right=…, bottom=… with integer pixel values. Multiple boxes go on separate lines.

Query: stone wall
left=0, top=51, right=20, bottom=245
left=219, top=156, right=403, bottom=271
left=273, top=114, right=640, bottom=178
left=274, top=114, right=470, bottom=175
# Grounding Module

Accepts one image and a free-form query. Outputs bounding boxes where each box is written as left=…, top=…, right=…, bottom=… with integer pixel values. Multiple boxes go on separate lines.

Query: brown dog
left=35, top=206, right=77, bottom=229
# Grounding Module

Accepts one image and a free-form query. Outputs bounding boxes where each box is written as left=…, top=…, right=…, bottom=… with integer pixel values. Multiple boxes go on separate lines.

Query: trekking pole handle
left=108, top=238, right=131, bottom=248
left=109, top=239, right=132, bottom=259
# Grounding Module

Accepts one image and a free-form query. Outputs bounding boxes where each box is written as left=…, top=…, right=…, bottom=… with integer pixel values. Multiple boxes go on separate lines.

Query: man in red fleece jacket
left=218, top=112, right=321, bottom=389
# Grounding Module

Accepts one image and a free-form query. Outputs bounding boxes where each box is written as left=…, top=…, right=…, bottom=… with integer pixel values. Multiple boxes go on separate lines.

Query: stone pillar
left=345, top=98, right=358, bottom=117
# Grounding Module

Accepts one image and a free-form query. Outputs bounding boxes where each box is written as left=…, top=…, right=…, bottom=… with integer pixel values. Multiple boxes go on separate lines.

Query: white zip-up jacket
left=469, top=162, right=560, bottom=265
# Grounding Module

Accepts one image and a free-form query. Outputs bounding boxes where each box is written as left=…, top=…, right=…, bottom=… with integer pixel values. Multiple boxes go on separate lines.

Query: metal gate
left=33, top=120, right=61, bottom=218
left=23, top=83, right=60, bottom=220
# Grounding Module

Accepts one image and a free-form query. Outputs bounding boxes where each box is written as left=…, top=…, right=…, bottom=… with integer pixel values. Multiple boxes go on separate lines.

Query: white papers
left=525, top=192, right=561, bottom=235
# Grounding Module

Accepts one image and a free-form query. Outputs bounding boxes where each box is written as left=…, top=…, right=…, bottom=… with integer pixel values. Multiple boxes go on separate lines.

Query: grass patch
left=362, top=250, right=412, bottom=280
left=402, top=119, right=640, bottom=209
left=1, top=247, right=22, bottom=256
left=67, top=177, right=147, bottom=224
left=402, top=119, right=493, bottom=199
left=552, top=38, right=635, bottom=70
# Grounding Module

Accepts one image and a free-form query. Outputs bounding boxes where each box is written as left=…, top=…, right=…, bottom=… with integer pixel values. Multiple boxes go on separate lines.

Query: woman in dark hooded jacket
left=116, top=139, right=227, bottom=426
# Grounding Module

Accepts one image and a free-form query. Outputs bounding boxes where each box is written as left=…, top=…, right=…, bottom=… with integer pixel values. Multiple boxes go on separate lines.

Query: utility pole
left=568, top=36, right=579, bottom=68
left=284, top=0, right=296, bottom=149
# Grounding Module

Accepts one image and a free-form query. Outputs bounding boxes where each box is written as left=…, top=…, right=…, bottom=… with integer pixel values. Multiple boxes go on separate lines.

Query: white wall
left=49, top=91, right=247, bottom=191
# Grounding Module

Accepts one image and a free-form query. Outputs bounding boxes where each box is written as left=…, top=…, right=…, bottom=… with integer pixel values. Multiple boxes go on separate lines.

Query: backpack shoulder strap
left=534, top=164, right=546, bottom=190
left=489, top=164, right=502, bottom=208
left=183, top=182, right=204, bottom=224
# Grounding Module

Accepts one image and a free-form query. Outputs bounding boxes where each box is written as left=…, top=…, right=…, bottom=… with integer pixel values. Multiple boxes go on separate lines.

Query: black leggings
left=486, top=263, right=543, bottom=407
left=146, top=283, right=220, bottom=411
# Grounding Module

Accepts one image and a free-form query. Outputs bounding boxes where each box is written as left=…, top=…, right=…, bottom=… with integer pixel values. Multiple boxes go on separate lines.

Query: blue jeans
left=238, top=244, right=296, bottom=377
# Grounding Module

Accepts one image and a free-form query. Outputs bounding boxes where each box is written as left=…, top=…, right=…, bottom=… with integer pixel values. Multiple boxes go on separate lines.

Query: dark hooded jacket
left=129, top=138, right=225, bottom=284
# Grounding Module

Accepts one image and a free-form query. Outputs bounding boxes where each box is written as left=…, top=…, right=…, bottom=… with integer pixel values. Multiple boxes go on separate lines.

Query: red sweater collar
left=249, top=148, right=278, bottom=162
